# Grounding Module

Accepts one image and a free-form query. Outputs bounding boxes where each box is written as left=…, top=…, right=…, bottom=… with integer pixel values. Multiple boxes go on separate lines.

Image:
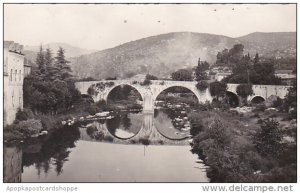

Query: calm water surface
left=4, top=109, right=208, bottom=182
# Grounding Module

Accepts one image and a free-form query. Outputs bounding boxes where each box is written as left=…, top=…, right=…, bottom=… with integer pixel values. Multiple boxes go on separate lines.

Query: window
left=12, top=96, right=14, bottom=107
left=10, top=69, right=13, bottom=81
left=19, top=97, right=21, bottom=105
left=19, top=70, right=21, bottom=81
left=15, top=70, right=17, bottom=81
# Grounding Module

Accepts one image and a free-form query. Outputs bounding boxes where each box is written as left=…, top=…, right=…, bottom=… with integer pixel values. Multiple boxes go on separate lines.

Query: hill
left=24, top=32, right=296, bottom=79
left=23, top=42, right=95, bottom=66
left=70, top=32, right=243, bottom=79
left=237, top=32, right=296, bottom=58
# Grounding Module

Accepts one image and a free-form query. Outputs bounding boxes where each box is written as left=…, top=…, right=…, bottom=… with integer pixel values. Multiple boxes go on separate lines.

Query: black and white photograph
left=2, top=2, right=297, bottom=185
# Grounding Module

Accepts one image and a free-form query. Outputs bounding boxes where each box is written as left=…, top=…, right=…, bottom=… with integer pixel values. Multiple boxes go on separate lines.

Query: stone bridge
left=75, top=80, right=290, bottom=111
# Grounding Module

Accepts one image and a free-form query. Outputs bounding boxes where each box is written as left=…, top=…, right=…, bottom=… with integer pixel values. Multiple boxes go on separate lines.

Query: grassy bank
left=189, top=108, right=296, bottom=182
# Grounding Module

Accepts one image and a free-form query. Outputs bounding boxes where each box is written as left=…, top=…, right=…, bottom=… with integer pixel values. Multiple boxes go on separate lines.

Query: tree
left=145, top=74, right=158, bottom=80
left=36, top=45, right=45, bottom=73
left=195, top=58, right=209, bottom=81
left=23, top=46, right=81, bottom=114
left=44, top=48, right=53, bottom=67
left=236, top=84, right=253, bottom=105
left=254, top=118, right=282, bottom=157
left=254, top=53, right=259, bottom=65
left=196, top=80, right=209, bottom=91
left=171, top=69, right=192, bottom=81
left=228, top=44, right=244, bottom=65
left=283, top=78, right=296, bottom=118
left=209, top=81, right=227, bottom=100
left=55, top=47, right=72, bottom=81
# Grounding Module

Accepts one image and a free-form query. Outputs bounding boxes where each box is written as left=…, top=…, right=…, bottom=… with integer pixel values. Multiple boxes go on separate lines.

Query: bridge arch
left=250, top=95, right=265, bottom=105
left=153, top=85, right=201, bottom=104
left=104, top=83, right=144, bottom=102
left=226, top=91, right=239, bottom=107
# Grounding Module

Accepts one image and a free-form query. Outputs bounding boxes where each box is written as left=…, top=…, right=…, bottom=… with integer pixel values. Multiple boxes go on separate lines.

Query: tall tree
left=44, top=48, right=53, bottom=67
left=55, top=47, right=72, bottom=81
left=195, top=59, right=209, bottom=81
left=36, top=45, right=45, bottom=73
left=254, top=53, right=259, bottom=65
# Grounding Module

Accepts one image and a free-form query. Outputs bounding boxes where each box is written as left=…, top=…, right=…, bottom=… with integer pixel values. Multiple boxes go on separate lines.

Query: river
left=4, top=109, right=209, bottom=182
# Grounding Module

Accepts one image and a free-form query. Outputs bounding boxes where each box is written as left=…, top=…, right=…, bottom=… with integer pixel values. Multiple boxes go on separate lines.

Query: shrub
left=196, top=81, right=209, bottom=91
left=140, top=79, right=151, bottom=86
left=146, top=74, right=158, bottom=80
left=209, top=81, right=227, bottom=99
left=208, top=118, right=231, bottom=148
left=254, top=118, right=282, bottom=157
left=127, top=103, right=143, bottom=110
left=16, top=108, right=34, bottom=121
left=189, top=113, right=204, bottom=136
left=78, top=77, right=96, bottom=81
left=15, top=119, right=43, bottom=137
left=87, top=86, right=96, bottom=96
left=85, top=104, right=100, bottom=115
left=197, top=101, right=213, bottom=111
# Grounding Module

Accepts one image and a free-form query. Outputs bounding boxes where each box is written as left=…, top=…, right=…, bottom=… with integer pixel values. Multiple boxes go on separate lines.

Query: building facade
left=4, top=41, right=27, bottom=125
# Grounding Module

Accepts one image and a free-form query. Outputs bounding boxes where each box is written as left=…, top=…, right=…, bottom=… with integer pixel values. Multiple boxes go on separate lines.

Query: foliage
left=196, top=80, right=208, bottom=91
left=85, top=104, right=101, bottom=115
left=219, top=46, right=282, bottom=85
left=236, top=84, right=253, bottom=98
left=171, top=69, right=193, bottom=81
left=140, top=79, right=152, bottom=86
left=254, top=118, right=282, bottom=157
left=105, top=76, right=117, bottom=80
left=283, top=78, right=296, bottom=119
left=145, top=74, right=158, bottom=80
left=78, top=77, right=97, bottom=81
left=14, top=119, right=43, bottom=138
left=195, top=58, right=209, bottom=81
left=236, top=84, right=253, bottom=105
left=189, top=112, right=204, bottom=136
left=209, top=81, right=227, bottom=99
left=23, top=47, right=81, bottom=114
left=16, top=108, right=34, bottom=121
left=216, top=44, right=244, bottom=66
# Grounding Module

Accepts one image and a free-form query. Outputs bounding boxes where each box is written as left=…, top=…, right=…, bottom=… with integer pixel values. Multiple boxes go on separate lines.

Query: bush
left=189, top=113, right=204, bottom=136
left=15, top=119, right=43, bottom=137
left=85, top=104, right=100, bottom=115
left=127, top=103, right=143, bottom=110
left=140, top=79, right=151, bottom=86
left=146, top=74, right=158, bottom=80
left=196, top=81, right=209, bottom=91
left=254, top=118, right=282, bottom=157
left=16, top=108, right=34, bottom=121
left=197, top=101, right=213, bottom=111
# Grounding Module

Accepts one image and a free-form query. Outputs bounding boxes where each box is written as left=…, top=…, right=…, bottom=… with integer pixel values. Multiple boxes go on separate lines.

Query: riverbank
left=4, top=99, right=143, bottom=144
left=189, top=106, right=296, bottom=182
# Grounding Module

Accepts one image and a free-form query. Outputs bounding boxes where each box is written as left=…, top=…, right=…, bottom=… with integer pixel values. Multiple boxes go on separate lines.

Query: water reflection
left=4, top=145, right=22, bottom=182
left=4, top=111, right=208, bottom=182
left=22, top=125, right=80, bottom=178
left=106, top=113, right=143, bottom=139
left=154, top=108, right=190, bottom=140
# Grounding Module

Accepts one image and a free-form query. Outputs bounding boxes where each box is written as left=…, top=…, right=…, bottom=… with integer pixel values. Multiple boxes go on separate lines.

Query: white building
left=4, top=41, right=27, bottom=125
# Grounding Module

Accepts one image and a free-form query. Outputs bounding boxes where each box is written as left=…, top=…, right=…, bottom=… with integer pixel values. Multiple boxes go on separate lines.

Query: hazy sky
left=4, top=4, right=296, bottom=50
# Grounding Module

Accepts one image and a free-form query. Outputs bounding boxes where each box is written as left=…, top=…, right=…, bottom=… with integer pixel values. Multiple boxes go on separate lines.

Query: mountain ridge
left=23, top=31, right=296, bottom=79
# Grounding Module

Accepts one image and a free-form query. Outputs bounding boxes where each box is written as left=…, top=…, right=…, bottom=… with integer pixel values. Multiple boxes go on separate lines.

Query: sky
left=4, top=4, right=296, bottom=50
